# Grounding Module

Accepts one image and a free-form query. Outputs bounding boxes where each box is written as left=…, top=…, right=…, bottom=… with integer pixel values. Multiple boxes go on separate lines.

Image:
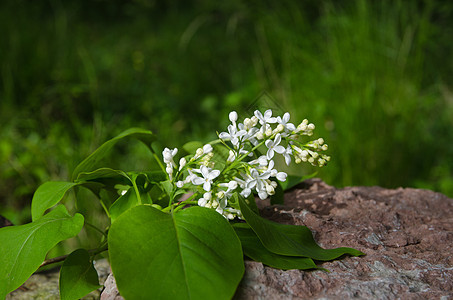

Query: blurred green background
left=1, top=0, right=453, bottom=225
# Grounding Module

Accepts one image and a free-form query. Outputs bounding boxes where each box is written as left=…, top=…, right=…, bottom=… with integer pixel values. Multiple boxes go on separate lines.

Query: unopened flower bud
left=176, top=181, right=184, bottom=188
left=179, top=157, right=187, bottom=170
left=229, top=111, right=238, bottom=123
left=297, top=123, right=307, bottom=131
left=166, top=166, right=173, bottom=175
left=266, top=184, right=275, bottom=195
left=256, top=132, right=264, bottom=140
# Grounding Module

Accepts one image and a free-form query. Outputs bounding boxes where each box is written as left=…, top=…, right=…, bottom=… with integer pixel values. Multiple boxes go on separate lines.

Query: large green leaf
left=109, top=189, right=139, bottom=222
left=72, top=128, right=155, bottom=179
left=31, top=181, right=79, bottom=221
left=59, top=249, right=101, bottom=300
left=108, top=205, right=244, bottom=300
left=0, top=205, right=84, bottom=298
left=75, top=168, right=131, bottom=184
left=239, top=197, right=364, bottom=260
left=233, top=223, right=319, bottom=270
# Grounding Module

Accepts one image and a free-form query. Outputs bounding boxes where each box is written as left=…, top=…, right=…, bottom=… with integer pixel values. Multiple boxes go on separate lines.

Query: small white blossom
left=227, top=150, right=236, bottom=163
left=179, top=157, right=187, bottom=171
left=282, top=145, right=292, bottom=166
left=276, top=112, right=296, bottom=132
left=246, top=168, right=271, bottom=200
left=203, top=144, right=213, bottom=154
left=265, top=134, right=285, bottom=160
left=191, top=165, right=220, bottom=191
left=219, top=124, right=246, bottom=146
left=229, top=111, right=238, bottom=123
left=162, top=148, right=178, bottom=167
left=254, top=109, right=277, bottom=125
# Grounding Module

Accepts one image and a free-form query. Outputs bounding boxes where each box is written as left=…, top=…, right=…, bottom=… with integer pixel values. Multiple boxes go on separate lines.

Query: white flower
left=249, top=155, right=268, bottom=167
left=219, top=124, right=246, bottom=146
left=218, top=180, right=238, bottom=199
left=198, top=197, right=208, bottom=207
left=229, top=111, right=238, bottom=123
left=227, top=150, right=236, bottom=163
left=276, top=171, right=287, bottom=182
left=240, top=187, right=252, bottom=198
left=162, top=148, right=178, bottom=167
left=176, top=181, right=184, bottom=188
left=246, top=168, right=271, bottom=200
left=179, top=157, right=187, bottom=171
left=254, top=109, right=277, bottom=125
left=276, top=112, right=296, bottom=132
left=265, top=133, right=285, bottom=160
left=191, top=165, right=220, bottom=191
left=203, top=144, right=213, bottom=154
left=282, top=145, right=293, bottom=166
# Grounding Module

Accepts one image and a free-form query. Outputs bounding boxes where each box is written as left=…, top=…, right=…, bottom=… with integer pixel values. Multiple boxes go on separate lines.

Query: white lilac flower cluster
left=161, top=109, right=330, bottom=219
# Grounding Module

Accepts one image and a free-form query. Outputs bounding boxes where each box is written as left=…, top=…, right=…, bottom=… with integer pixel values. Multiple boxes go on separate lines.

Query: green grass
left=1, top=0, right=452, bottom=225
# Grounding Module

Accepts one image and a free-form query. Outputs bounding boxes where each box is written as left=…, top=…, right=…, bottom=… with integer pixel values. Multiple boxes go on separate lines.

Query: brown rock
left=8, top=180, right=453, bottom=299
left=235, top=179, right=453, bottom=299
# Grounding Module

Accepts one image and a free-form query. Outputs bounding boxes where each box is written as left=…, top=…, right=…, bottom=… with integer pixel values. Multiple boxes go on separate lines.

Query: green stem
left=162, top=194, right=198, bottom=213
left=173, top=201, right=198, bottom=213
left=85, top=221, right=107, bottom=238
left=224, top=139, right=266, bottom=173
left=99, top=199, right=111, bottom=218
left=148, top=145, right=167, bottom=176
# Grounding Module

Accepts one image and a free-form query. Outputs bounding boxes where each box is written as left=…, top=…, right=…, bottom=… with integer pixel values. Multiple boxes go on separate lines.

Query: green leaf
left=31, top=181, right=79, bottom=221
left=233, top=223, right=318, bottom=270
left=238, top=196, right=364, bottom=260
left=0, top=205, right=84, bottom=298
left=72, top=128, right=155, bottom=180
left=109, top=189, right=139, bottom=222
left=182, top=141, right=204, bottom=154
left=160, top=179, right=174, bottom=198
left=143, top=170, right=167, bottom=183
left=270, top=182, right=284, bottom=205
left=59, top=249, right=101, bottom=300
left=210, top=143, right=230, bottom=170
left=229, top=193, right=259, bottom=214
left=108, top=205, right=244, bottom=300
left=75, top=168, right=131, bottom=184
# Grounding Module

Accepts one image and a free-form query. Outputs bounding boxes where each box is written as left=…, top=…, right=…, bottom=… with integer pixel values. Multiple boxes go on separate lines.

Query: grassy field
left=1, top=0, right=452, bottom=225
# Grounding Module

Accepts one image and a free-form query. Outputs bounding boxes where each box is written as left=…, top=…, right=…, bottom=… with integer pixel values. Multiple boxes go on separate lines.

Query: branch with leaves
left=0, top=109, right=364, bottom=300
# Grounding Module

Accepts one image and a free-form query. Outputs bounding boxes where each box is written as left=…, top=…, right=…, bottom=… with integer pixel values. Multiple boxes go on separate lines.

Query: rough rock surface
left=5, top=259, right=111, bottom=300
left=4, top=179, right=453, bottom=299
left=234, top=179, right=453, bottom=299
